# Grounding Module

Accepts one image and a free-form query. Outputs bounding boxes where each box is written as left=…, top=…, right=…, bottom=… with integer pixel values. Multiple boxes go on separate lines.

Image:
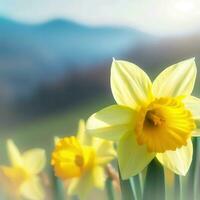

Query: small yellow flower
left=0, top=139, right=46, bottom=200
left=51, top=120, right=116, bottom=199
left=87, top=58, right=200, bottom=179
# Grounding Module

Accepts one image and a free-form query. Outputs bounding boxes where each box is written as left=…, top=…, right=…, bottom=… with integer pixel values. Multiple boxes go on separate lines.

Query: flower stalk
left=143, top=159, right=165, bottom=200
left=174, top=175, right=182, bottom=200
left=131, top=174, right=143, bottom=200
left=106, top=177, right=115, bottom=200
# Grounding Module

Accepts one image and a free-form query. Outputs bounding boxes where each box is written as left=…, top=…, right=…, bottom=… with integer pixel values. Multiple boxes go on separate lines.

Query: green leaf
left=119, top=167, right=136, bottom=200
left=174, top=175, right=182, bottom=200
left=143, top=159, right=165, bottom=200
left=130, top=174, right=143, bottom=200
left=184, top=138, right=197, bottom=200
left=106, top=178, right=115, bottom=200
left=194, top=138, right=200, bottom=200
left=51, top=169, right=66, bottom=200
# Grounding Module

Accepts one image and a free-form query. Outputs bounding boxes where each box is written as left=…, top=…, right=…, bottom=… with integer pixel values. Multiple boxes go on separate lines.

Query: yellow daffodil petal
left=196, top=119, right=200, bottom=129
left=68, top=167, right=105, bottom=199
left=87, top=105, right=136, bottom=141
left=92, top=166, right=105, bottom=189
left=111, top=60, right=153, bottom=109
left=93, top=139, right=116, bottom=165
left=118, top=131, right=155, bottom=179
left=54, top=136, right=60, bottom=144
left=68, top=172, right=93, bottom=199
left=193, top=120, right=200, bottom=136
left=156, top=139, right=193, bottom=176
left=0, top=166, right=27, bottom=192
left=184, top=96, right=200, bottom=120
left=77, top=119, right=92, bottom=145
left=153, top=58, right=196, bottom=97
left=183, top=96, right=200, bottom=136
left=22, top=149, right=46, bottom=175
left=20, top=176, right=44, bottom=200
left=7, top=139, right=23, bottom=167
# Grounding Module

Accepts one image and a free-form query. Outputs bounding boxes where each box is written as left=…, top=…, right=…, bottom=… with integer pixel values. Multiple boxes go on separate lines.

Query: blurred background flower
left=0, top=139, right=46, bottom=200
left=51, top=120, right=116, bottom=199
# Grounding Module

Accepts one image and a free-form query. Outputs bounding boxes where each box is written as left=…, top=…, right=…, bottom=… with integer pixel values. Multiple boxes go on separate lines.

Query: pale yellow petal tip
left=180, top=171, right=187, bottom=176
left=23, top=148, right=46, bottom=174
left=190, top=57, right=195, bottom=61
left=6, top=139, right=20, bottom=156
left=111, top=59, right=123, bottom=65
left=174, top=168, right=188, bottom=176
left=119, top=162, right=144, bottom=180
left=78, top=119, right=85, bottom=127
left=6, top=139, right=20, bottom=153
left=86, top=115, right=95, bottom=133
left=185, top=57, right=196, bottom=65
left=7, top=139, right=15, bottom=147
left=119, top=167, right=140, bottom=180
left=7, top=138, right=13, bottom=143
left=182, top=57, right=195, bottom=62
left=111, top=58, right=119, bottom=68
left=111, top=58, right=125, bottom=66
left=188, top=57, right=196, bottom=65
left=54, top=136, right=60, bottom=145
left=78, top=119, right=86, bottom=134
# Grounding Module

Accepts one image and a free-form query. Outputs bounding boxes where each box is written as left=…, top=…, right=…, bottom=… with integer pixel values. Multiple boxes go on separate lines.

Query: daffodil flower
left=0, top=139, right=46, bottom=200
left=87, top=58, right=200, bottom=179
left=51, top=120, right=116, bottom=199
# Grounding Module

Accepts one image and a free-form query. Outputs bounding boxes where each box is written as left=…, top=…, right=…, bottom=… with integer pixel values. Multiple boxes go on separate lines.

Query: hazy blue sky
left=1, top=0, right=200, bottom=35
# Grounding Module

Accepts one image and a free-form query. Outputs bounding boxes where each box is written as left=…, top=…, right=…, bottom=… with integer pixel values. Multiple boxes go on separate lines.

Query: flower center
left=136, top=97, right=195, bottom=153
left=145, top=110, right=165, bottom=127
left=51, top=137, right=95, bottom=179
left=74, top=155, right=84, bottom=167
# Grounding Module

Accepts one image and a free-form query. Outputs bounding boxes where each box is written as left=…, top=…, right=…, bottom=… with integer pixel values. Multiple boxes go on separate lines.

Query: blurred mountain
left=1, top=17, right=200, bottom=126
left=0, top=17, right=153, bottom=104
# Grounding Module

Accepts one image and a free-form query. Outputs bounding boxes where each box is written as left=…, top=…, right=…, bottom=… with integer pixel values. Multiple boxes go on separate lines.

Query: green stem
left=119, top=167, right=136, bottom=200
left=185, top=138, right=197, bottom=200
left=131, top=174, right=142, bottom=200
left=51, top=169, right=66, bottom=200
left=106, top=178, right=115, bottom=200
left=71, top=196, right=79, bottom=200
left=143, top=159, right=165, bottom=200
left=139, top=173, right=144, bottom=193
left=194, top=138, right=200, bottom=200
left=174, top=175, right=182, bottom=200
left=129, top=177, right=138, bottom=200
left=179, top=176, right=183, bottom=200
left=55, top=178, right=66, bottom=200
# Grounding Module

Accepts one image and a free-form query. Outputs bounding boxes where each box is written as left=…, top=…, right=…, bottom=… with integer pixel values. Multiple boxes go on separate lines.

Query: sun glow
left=131, top=0, right=200, bottom=35
left=174, top=1, right=195, bottom=13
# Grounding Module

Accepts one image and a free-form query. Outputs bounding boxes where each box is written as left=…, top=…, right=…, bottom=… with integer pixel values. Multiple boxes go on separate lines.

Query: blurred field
left=0, top=63, right=199, bottom=162
left=0, top=65, right=199, bottom=200
left=0, top=95, right=120, bottom=200
left=0, top=96, right=114, bottom=162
